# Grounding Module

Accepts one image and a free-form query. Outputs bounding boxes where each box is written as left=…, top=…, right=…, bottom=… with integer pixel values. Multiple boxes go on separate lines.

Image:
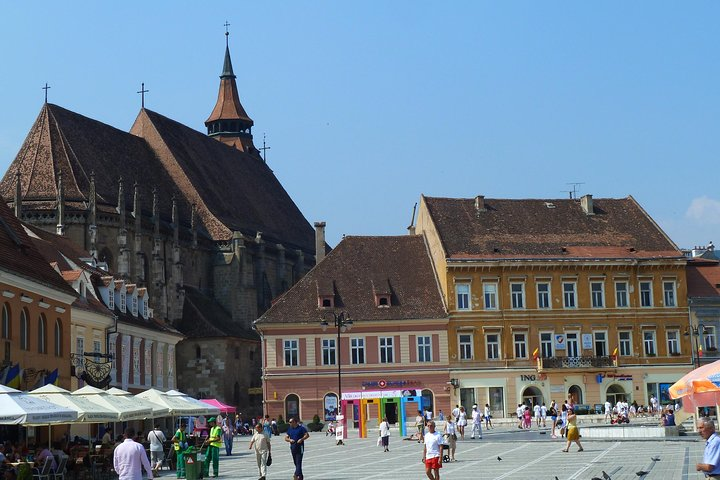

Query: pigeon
left=602, top=471, right=612, bottom=480
left=497, top=456, right=502, bottom=461
left=636, top=471, right=649, bottom=477
left=651, top=456, right=660, bottom=462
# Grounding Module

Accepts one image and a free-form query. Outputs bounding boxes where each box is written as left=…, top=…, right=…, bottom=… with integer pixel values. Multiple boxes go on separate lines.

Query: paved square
left=204, top=428, right=707, bottom=479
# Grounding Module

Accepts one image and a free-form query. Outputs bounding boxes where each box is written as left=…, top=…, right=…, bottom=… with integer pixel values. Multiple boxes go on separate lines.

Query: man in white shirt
left=451, top=405, right=460, bottom=420
left=604, top=400, right=612, bottom=422
left=540, top=403, right=548, bottom=427
left=533, top=403, right=542, bottom=427
left=147, top=425, right=167, bottom=474
left=470, top=405, right=482, bottom=439
left=114, top=427, right=153, bottom=480
left=422, top=421, right=443, bottom=480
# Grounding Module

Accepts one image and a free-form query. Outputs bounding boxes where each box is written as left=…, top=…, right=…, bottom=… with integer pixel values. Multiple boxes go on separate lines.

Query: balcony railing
left=539, top=355, right=614, bottom=370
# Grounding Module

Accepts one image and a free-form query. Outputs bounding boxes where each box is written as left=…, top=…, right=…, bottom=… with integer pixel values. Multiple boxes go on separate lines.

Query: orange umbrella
left=669, top=359, right=720, bottom=410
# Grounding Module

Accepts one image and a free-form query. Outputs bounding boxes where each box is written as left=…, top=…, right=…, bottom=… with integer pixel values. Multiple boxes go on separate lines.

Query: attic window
left=108, top=290, right=115, bottom=310
left=493, top=247, right=501, bottom=253
left=376, top=294, right=391, bottom=308
left=545, top=202, right=556, bottom=209
left=561, top=247, right=568, bottom=253
left=628, top=247, right=636, bottom=253
left=318, top=296, right=334, bottom=309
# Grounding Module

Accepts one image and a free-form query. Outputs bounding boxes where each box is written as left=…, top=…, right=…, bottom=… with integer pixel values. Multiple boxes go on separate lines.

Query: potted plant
left=306, top=414, right=324, bottom=432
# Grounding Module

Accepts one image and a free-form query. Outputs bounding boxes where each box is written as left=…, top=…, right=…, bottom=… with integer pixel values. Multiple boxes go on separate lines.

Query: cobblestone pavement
left=184, top=428, right=707, bottom=480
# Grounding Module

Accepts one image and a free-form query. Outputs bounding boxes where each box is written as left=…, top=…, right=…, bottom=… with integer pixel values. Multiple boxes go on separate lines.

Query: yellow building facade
left=416, top=194, right=692, bottom=416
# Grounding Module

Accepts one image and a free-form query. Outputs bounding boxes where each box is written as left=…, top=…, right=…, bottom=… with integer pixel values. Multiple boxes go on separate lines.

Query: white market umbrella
left=165, top=390, right=220, bottom=416
left=106, top=387, right=170, bottom=418
left=0, top=384, right=78, bottom=425
left=72, top=385, right=152, bottom=421
left=135, top=388, right=203, bottom=416
left=29, top=384, right=117, bottom=423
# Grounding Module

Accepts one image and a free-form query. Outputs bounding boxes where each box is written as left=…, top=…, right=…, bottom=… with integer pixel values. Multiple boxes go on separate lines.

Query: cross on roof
left=137, top=82, right=149, bottom=109
left=260, top=133, right=271, bottom=162
left=224, top=21, right=231, bottom=45
left=42, top=83, right=51, bottom=103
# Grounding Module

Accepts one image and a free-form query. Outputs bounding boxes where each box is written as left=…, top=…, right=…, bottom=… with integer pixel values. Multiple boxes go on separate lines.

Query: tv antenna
left=566, top=182, right=585, bottom=199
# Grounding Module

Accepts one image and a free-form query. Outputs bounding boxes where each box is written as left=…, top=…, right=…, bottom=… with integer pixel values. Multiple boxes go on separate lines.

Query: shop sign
left=598, top=373, right=632, bottom=382
left=361, top=380, right=422, bottom=389
left=554, top=334, right=566, bottom=349
left=582, top=334, right=593, bottom=349
left=550, top=385, right=565, bottom=393
left=519, top=375, right=537, bottom=382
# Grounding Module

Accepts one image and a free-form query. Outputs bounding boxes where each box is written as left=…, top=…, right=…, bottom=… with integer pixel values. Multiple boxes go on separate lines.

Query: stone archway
left=568, top=384, right=583, bottom=404
left=606, top=383, right=627, bottom=405
left=521, top=385, right=543, bottom=407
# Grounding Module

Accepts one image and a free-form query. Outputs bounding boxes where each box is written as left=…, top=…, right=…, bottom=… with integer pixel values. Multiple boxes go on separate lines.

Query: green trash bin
left=183, top=447, right=200, bottom=480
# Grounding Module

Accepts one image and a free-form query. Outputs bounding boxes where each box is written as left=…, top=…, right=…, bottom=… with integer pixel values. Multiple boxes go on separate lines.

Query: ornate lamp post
left=320, top=311, right=352, bottom=445
left=685, top=323, right=708, bottom=369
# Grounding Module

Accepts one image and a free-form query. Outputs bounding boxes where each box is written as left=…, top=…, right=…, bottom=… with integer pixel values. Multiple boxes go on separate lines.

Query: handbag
left=266, top=452, right=272, bottom=466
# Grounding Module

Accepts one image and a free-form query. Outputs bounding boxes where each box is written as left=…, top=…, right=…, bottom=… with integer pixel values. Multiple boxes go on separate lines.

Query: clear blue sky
left=1, top=2, right=718, bottom=248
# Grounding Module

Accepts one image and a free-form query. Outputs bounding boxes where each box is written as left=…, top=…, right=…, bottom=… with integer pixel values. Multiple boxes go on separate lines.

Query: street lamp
left=685, top=323, right=709, bottom=369
left=320, top=311, right=352, bottom=445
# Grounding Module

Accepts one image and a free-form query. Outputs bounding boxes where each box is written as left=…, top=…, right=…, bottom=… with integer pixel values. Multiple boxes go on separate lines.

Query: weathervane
left=260, top=133, right=271, bottom=162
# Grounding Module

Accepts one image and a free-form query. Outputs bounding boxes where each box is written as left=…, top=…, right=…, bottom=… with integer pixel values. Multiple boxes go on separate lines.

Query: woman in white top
left=443, top=414, right=457, bottom=461
left=457, top=406, right=467, bottom=440
left=379, top=417, right=390, bottom=452
left=483, top=404, right=493, bottom=429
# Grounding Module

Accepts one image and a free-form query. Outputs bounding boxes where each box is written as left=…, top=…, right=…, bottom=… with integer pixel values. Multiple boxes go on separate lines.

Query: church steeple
left=205, top=29, right=256, bottom=154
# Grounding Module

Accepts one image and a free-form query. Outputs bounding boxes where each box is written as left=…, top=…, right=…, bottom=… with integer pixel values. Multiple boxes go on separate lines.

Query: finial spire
left=224, top=21, right=231, bottom=47
left=137, top=82, right=149, bottom=109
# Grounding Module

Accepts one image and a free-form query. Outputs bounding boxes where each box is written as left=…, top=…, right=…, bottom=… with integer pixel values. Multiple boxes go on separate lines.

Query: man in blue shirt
left=697, top=417, right=720, bottom=478
left=285, top=418, right=309, bottom=480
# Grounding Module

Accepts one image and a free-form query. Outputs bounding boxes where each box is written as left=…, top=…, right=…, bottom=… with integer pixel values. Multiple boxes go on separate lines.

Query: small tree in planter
left=277, top=416, right=289, bottom=434
left=307, top=414, right=324, bottom=432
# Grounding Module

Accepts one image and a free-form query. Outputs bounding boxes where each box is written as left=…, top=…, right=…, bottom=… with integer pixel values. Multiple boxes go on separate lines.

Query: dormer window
left=132, top=296, right=138, bottom=316
left=108, top=289, right=115, bottom=310
left=318, top=295, right=334, bottom=309
left=375, top=294, right=391, bottom=307
left=120, top=291, right=126, bottom=313
left=143, top=300, right=148, bottom=319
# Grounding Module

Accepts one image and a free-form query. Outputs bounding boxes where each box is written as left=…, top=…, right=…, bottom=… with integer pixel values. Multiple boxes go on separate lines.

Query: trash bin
left=183, top=447, right=200, bottom=480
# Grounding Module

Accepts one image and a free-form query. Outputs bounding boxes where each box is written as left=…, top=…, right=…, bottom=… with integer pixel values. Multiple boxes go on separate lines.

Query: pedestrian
left=425, top=408, right=434, bottom=424
left=549, top=401, right=558, bottom=438
left=415, top=411, right=425, bottom=443
left=516, top=404, right=524, bottom=429
left=559, top=403, right=569, bottom=438
left=561, top=408, right=583, bottom=452
left=523, top=405, right=532, bottom=429
left=113, top=426, right=154, bottom=480
left=222, top=416, right=234, bottom=456
left=379, top=416, right=391, bottom=452
left=534, top=403, right=542, bottom=427
left=443, top=414, right=457, bottom=461
left=664, top=409, right=676, bottom=426
left=171, top=421, right=188, bottom=478
left=470, top=405, right=482, bottom=439
left=437, top=410, right=445, bottom=421
left=457, top=407, right=467, bottom=440
left=146, top=424, right=166, bottom=475
left=696, top=417, right=720, bottom=478
left=285, top=417, right=309, bottom=480
left=540, top=402, right=547, bottom=428
left=202, top=417, right=222, bottom=478
left=604, top=400, right=612, bottom=422
left=422, top=420, right=443, bottom=480
left=249, top=423, right=271, bottom=480
left=483, top=404, right=493, bottom=429
left=451, top=404, right=460, bottom=420
left=263, top=415, right=272, bottom=438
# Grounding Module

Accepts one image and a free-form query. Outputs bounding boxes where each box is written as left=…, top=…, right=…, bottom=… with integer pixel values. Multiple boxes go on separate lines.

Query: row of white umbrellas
left=0, top=384, right=220, bottom=425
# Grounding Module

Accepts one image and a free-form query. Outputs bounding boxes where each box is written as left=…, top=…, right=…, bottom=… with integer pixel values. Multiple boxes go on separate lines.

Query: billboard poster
left=324, top=394, right=338, bottom=421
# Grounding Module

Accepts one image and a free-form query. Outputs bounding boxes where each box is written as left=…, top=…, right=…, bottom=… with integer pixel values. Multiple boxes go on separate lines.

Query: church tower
left=205, top=30, right=256, bottom=153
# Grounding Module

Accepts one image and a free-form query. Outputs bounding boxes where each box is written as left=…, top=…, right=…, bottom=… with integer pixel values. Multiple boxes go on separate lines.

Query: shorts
left=381, top=436, right=389, bottom=447
left=425, top=456, right=442, bottom=469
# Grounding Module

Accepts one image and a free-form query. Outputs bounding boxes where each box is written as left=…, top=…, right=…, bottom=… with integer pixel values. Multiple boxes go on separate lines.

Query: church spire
left=205, top=28, right=256, bottom=154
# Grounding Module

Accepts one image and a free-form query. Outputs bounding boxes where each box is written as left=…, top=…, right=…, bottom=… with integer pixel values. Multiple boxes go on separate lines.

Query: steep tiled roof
left=205, top=46, right=253, bottom=125
left=0, top=197, right=76, bottom=296
left=256, top=235, right=447, bottom=325
left=422, top=196, right=682, bottom=260
left=130, top=109, right=315, bottom=249
left=687, top=259, right=720, bottom=297
left=177, top=286, right=258, bottom=340
left=2, top=103, right=316, bottom=251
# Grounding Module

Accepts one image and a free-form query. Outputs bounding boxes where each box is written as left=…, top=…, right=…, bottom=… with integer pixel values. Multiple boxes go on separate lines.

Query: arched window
left=38, top=314, right=47, bottom=354
left=285, top=393, right=300, bottom=420
left=421, top=388, right=435, bottom=415
left=54, top=319, right=62, bottom=357
left=568, top=385, right=584, bottom=404
left=1, top=303, right=10, bottom=339
left=20, top=309, right=29, bottom=350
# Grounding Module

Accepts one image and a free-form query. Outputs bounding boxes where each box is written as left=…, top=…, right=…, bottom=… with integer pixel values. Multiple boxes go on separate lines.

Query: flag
left=699, top=344, right=704, bottom=357
left=532, top=348, right=539, bottom=360
left=5, top=363, right=20, bottom=389
left=44, top=368, right=59, bottom=386
left=611, top=347, right=618, bottom=359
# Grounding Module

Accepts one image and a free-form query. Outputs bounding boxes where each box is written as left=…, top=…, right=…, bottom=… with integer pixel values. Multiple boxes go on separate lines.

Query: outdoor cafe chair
left=31, top=457, right=53, bottom=480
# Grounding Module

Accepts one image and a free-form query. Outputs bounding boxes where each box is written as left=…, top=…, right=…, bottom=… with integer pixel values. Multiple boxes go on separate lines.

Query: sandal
left=578, top=448, right=584, bottom=452
left=561, top=449, right=568, bottom=452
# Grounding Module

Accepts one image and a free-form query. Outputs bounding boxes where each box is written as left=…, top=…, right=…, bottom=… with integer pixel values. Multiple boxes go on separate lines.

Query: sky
left=0, top=2, right=718, bottom=249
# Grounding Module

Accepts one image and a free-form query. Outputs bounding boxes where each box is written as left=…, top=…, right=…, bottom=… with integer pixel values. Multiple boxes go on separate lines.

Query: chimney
left=580, top=194, right=594, bottom=215
left=475, top=195, right=486, bottom=213
left=314, top=221, right=326, bottom=265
